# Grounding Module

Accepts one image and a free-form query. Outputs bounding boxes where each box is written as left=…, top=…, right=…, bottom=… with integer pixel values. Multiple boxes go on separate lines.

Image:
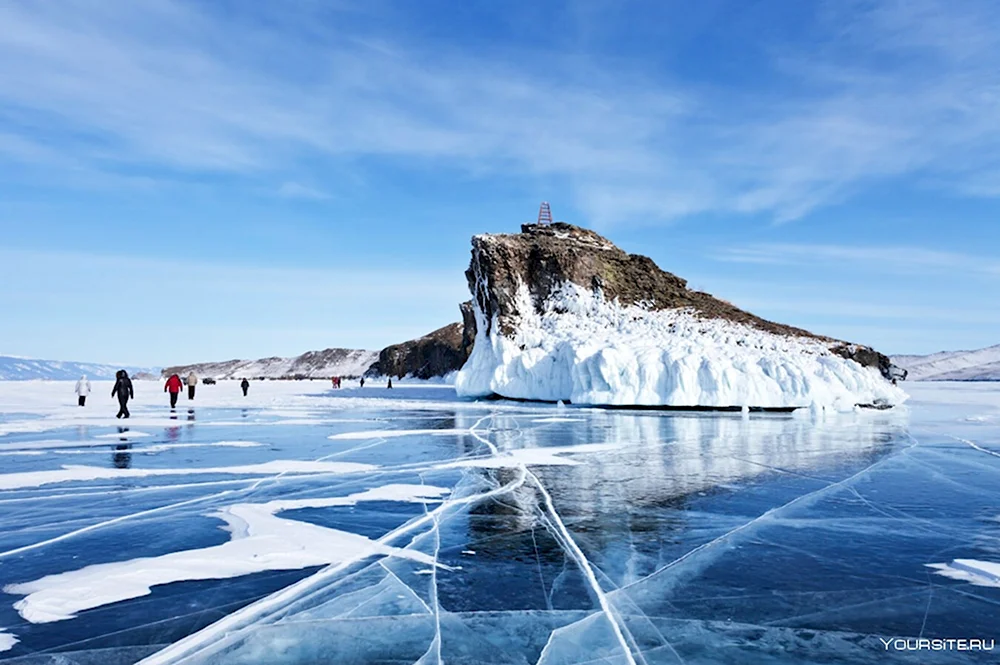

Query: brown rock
left=466, top=222, right=897, bottom=378
left=366, top=302, right=478, bottom=379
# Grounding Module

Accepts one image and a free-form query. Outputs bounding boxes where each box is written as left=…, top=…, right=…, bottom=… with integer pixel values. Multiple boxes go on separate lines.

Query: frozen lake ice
left=0, top=379, right=997, bottom=663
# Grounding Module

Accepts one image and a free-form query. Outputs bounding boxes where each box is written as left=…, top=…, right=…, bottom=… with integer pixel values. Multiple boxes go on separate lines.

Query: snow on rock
left=456, top=223, right=906, bottom=410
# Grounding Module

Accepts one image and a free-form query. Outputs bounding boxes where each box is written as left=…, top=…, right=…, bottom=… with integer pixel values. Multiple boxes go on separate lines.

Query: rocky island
left=454, top=222, right=906, bottom=410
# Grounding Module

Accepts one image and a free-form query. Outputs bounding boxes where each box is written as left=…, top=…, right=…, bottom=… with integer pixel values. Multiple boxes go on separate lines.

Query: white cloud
left=713, top=243, right=1000, bottom=277
left=0, top=0, right=998, bottom=224
left=277, top=182, right=331, bottom=200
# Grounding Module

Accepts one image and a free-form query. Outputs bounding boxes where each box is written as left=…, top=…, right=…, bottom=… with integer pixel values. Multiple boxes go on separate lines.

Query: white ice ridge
left=456, top=281, right=907, bottom=410
left=328, top=428, right=470, bottom=440
left=94, top=431, right=153, bottom=438
left=0, top=440, right=264, bottom=454
left=138, top=467, right=529, bottom=665
left=439, top=442, right=619, bottom=469
left=0, top=628, right=17, bottom=653
left=927, top=559, right=1000, bottom=588
left=0, top=460, right=375, bottom=491
left=4, top=484, right=451, bottom=624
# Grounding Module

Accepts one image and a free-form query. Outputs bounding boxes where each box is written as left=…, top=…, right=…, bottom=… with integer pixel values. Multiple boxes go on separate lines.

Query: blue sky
left=1, top=0, right=998, bottom=366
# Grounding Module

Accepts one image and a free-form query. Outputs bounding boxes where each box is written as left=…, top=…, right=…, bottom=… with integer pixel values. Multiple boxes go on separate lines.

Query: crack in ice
left=139, top=465, right=529, bottom=665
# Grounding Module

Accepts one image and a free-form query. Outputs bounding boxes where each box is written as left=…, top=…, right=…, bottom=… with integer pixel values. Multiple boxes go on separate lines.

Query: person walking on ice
left=74, top=375, right=91, bottom=406
left=164, top=373, right=183, bottom=408
left=241, top=378, right=249, bottom=396
left=387, top=377, right=393, bottom=389
left=186, top=372, right=198, bottom=400
left=112, top=370, right=134, bottom=419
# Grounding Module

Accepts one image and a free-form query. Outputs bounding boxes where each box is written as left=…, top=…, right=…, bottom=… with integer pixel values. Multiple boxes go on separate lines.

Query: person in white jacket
left=186, top=372, right=198, bottom=400
left=75, top=375, right=91, bottom=406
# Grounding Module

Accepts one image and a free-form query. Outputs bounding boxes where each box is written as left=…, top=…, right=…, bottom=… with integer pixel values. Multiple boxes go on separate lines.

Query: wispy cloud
left=276, top=182, right=331, bottom=200
left=712, top=243, right=1000, bottom=276
left=0, top=0, right=998, bottom=223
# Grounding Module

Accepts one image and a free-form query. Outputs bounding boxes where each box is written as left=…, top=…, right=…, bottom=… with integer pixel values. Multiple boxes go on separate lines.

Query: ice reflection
left=112, top=444, right=132, bottom=469
left=459, top=410, right=904, bottom=540
left=149, top=410, right=918, bottom=665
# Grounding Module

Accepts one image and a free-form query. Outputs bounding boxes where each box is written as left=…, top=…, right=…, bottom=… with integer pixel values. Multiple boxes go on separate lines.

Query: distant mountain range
left=0, top=356, right=157, bottom=381
left=10, top=340, right=997, bottom=384
left=161, top=348, right=379, bottom=380
left=892, top=344, right=1000, bottom=381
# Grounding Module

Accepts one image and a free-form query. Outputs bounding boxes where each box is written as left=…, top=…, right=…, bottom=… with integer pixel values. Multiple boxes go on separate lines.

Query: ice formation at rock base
left=457, top=282, right=906, bottom=410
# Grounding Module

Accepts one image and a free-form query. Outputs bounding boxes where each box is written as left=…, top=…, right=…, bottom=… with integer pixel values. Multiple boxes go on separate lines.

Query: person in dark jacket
left=359, top=377, right=365, bottom=388
left=387, top=377, right=393, bottom=389
left=164, top=374, right=183, bottom=408
left=111, top=370, right=134, bottom=419
left=240, top=378, right=249, bottom=396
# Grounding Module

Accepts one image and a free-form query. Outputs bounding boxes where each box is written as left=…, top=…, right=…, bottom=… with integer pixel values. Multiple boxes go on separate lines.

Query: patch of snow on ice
left=0, top=440, right=80, bottom=452
left=94, top=431, right=152, bottom=439
left=328, top=428, right=469, bottom=440
left=4, top=484, right=450, bottom=624
left=927, top=559, right=1000, bottom=588
left=209, top=440, right=265, bottom=448
left=456, top=281, right=906, bottom=410
left=0, top=440, right=265, bottom=454
left=0, top=460, right=375, bottom=491
left=0, top=629, right=17, bottom=653
left=440, top=442, right=618, bottom=469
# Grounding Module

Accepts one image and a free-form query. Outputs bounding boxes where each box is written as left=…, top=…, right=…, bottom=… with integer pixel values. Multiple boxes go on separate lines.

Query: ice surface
left=4, top=484, right=451, bottom=624
left=456, top=281, right=906, bottom=409
left=0, top=460, right=375, bottom=491
left=0, top=380, right=996, bottom=664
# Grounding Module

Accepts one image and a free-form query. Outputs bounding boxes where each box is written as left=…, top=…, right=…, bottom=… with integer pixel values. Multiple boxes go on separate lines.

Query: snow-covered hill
left=455, top=223, right=906, bottom=410
left=892, top=344, right=1000, bottom=381
left=0, top=356, right=155, bottom=381
left=162, top=348, right=378, bottom=380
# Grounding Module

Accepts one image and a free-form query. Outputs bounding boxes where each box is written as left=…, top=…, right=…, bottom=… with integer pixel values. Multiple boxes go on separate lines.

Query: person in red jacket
left=164, top=374, right=183, bottom=408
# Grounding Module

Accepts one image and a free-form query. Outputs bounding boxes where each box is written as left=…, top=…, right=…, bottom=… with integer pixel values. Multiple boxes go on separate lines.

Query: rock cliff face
left=469, top=223, right=889, bottom=371
left=365, top=302, right=478, bottom=379
left=456, top=222, right=906, bottom=409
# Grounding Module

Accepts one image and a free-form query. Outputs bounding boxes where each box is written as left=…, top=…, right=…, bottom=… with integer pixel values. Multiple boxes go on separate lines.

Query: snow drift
left=455, top=223, right=906, bottom=410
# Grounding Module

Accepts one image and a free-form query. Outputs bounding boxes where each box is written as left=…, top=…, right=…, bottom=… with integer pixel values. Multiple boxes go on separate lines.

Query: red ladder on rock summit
left=537, top=201, right=552, bottom=225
